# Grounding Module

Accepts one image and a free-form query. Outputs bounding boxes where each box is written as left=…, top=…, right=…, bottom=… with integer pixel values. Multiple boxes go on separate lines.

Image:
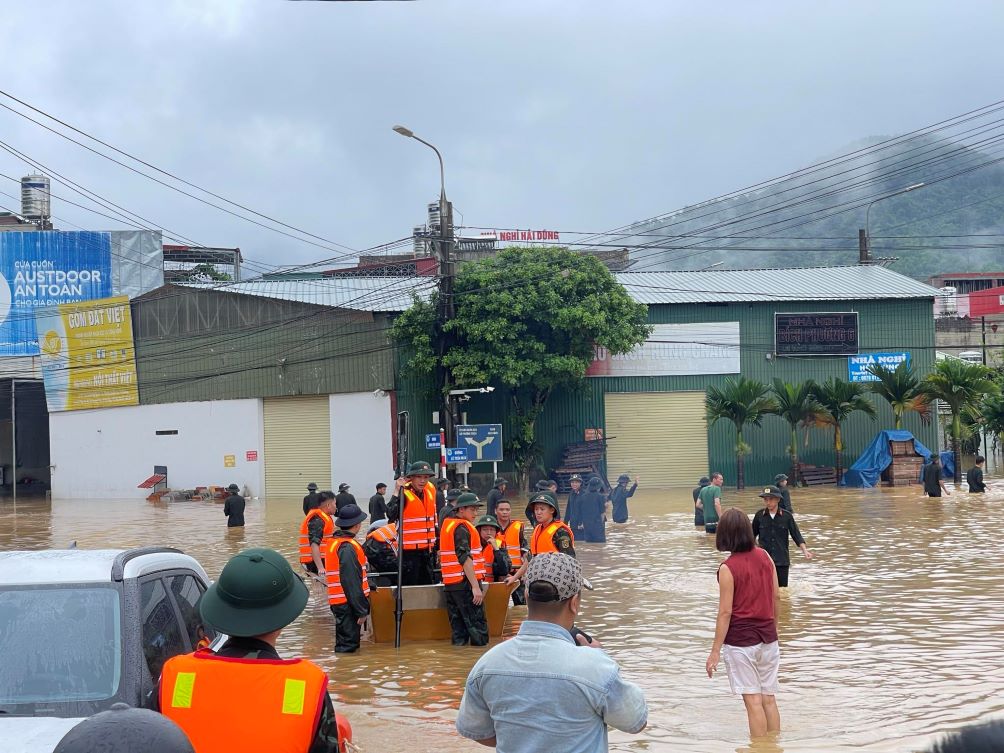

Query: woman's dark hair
left=715, top=508, right=755, bottom=553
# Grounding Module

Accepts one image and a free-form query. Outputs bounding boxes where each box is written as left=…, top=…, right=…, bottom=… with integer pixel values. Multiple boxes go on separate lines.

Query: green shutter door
left=604, top=392, right=708, bottom=489
left=263, top=396, right=331, bottom=499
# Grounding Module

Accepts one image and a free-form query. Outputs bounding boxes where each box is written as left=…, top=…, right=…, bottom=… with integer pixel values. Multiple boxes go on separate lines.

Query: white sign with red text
left=586, top=322, right=741, bottom=377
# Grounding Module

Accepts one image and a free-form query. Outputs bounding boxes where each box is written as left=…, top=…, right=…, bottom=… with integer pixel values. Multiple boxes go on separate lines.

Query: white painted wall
left=50, top=399, right=265, bottom=499
left=330, top=391, right=395, bottom=504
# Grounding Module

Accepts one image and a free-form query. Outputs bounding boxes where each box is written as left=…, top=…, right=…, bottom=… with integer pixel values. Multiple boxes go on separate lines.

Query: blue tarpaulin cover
left=939, top=450, right=955, bottom=479
left=840, top=430, right=935, bottom=488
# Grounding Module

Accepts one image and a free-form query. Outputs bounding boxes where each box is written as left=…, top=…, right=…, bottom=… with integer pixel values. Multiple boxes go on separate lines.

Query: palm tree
left=706, top=377, right=778, bottom=490
left=977, top=393, right=1004, bottom=455
left=865, top=362, right=931, bottom=429
left=922, top=359, right=999, bottom=483
left=811, top=378, right=878, bottom=481
left=770, top=379, right=826, bottom=483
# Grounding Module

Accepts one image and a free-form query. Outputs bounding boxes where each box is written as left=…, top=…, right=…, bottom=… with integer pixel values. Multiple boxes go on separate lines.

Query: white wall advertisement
left=586, top=322, right=741, bottom=377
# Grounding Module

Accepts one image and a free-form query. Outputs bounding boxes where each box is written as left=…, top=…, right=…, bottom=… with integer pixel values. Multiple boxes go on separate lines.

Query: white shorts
left=722, top=641, right=780, bottom=696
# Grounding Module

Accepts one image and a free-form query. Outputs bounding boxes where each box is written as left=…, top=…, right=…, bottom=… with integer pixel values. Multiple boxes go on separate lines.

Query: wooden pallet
left=553, top=438, right=610, bottom=492
left=797, top=463, right=838, bottom=486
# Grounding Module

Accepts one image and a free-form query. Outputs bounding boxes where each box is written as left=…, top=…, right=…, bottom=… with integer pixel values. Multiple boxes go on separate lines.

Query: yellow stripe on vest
left=282, top=678, right=307, bottom=715
left=171, top=672, right=196, bottom=709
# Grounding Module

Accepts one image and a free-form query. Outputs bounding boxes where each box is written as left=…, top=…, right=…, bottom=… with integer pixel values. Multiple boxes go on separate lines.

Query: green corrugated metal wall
left=133, top=287, right=396, bottom=405
left=395, top=297, right=937, bottom=486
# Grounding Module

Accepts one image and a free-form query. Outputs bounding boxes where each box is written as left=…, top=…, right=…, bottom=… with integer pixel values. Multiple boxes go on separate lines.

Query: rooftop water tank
left=21, top=174, right=51, bottom=220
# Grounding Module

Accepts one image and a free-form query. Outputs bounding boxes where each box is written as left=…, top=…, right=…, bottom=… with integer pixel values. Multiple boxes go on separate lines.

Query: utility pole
left=858, top=229, right=870, bottom=265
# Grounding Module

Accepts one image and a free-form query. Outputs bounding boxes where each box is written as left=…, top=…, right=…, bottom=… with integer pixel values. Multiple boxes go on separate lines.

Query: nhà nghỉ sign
left=586, top=322, right=741, bottom=377
left=775, top=312, right=859, bottom=356
left=35, top=295, right=138, bottom=411
left=848, top=352, right=911, bottom=382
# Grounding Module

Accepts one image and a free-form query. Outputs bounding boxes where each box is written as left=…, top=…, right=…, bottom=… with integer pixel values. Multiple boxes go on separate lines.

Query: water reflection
left=2, top=484, right=1003, bottom=752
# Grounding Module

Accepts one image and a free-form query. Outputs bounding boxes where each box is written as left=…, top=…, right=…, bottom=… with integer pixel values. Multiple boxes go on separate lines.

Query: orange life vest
left=480, top=540, right=497, bottom=583
left=401, top=483, right=438, bottom=551
left=498, top=519, right=525, bottom=568
left=439, top=518, right=485, bottom=585
left=325, top=536, right=371, bottom=606
left=298, top=509, right=334, bottom=563
left=365, top=523, right=398, bottom=554
left=160, top=650, right=328, bottom=753
left=530, top=520, right=574, bottom=555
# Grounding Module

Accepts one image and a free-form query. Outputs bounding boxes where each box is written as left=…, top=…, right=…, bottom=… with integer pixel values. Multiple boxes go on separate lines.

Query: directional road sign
left=446, top=447, right=469, bottom=463
left=425, top=433, right=442, bottom=450
left=456, top=424, right=503, bottom=462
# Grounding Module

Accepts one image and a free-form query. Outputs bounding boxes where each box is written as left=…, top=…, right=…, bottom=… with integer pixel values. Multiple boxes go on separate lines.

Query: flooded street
left=2, top=485, right=1003, bottom=752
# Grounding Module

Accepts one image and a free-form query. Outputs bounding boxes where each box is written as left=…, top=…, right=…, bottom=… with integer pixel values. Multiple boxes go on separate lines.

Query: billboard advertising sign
left=0, top=231, right=112, bottom=355
left=848, top=352, right=911, bottom=382
left=775, top=312, right=859, bottom=356
left=586, top=322, right=741, bottom=377
left=35, top=295, right=139, bottom=411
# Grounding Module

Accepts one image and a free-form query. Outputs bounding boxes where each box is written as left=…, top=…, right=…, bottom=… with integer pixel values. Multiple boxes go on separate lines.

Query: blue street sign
left=446, top=447, right=469, bottom=463
left=425, top=433, right=442, bottom=450
left=456, top=424, right=503, bottom=462
left=848, top=352, right=911, bottom=382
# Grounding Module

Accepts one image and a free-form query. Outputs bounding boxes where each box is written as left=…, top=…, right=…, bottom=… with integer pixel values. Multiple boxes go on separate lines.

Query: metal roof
left=181, top=276, right=438, bottom=312
left=614, top=265, right=940, bottom=304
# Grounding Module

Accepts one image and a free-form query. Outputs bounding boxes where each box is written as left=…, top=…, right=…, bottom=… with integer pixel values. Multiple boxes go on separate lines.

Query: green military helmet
left=525, top=491, right=560, bottom=521
left=405, top=460, right=436, bottom=477
left=474, top=514, right=501, bottom=531
left=452, top=492, right=483, bottom=510
left=199, top=548, right=308, bottom=638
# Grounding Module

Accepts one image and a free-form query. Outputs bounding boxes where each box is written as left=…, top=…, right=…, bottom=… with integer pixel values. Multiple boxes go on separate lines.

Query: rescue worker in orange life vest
left=440, top=493, right=490, bottom=646
left=474, top=514, right=512, bottom=583
left=494, top=500, right=529, bottom=606
left=387, top=461, right=439, bottom=586
left=156, top=548, right=351, bottom=753
left=363, top=518, right=398, bottom=587
left=324, top=504, right=370, bottom=654
left=300, top=492, right=336, bottom=576
left=526, top=492, right=575, bottom=557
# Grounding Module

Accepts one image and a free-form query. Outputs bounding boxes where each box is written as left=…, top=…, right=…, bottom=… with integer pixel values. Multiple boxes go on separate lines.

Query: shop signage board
left=587, top=322, right=740, bottom=377
left=35, top=295, right=139, bottom=411
left=456, top=424, right=503, bottom=462
left=1, top=231, right=113, bottom=355
left=848, top=352, right=911, bottom=382
left=775, top=312, right=859, bottom=356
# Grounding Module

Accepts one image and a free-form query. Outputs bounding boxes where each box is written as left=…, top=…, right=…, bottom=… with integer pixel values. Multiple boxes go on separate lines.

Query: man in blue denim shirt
left=456, top=554, right=647, bottom=752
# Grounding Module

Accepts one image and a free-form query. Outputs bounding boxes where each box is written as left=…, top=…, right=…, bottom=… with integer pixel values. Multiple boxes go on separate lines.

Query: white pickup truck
left=0, top=547, right=217, bottom=752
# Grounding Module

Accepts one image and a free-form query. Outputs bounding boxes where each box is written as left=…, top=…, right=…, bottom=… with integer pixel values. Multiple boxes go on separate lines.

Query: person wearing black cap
left=369, top=482, right=389, bottom=521
left=774, top=474, right=794, bottom=513
left=610, top=474, right=639, bottom=524
left=439, top=487, right=463, bottom=526
left=693, top=477, right=710, bottom=528
left=223, top=484, right=245, bottom=528
left=302, top=482, right=320, bottom=516
left=156, top=548, right=347, bottom=752
left=335, top=483, right=356, bottom=513
left=752, top=486, right=813, bottom=588
left=487, top=477, right=508, bottom=518
left=325, top=504, right=370, bottom=653
left=564, top=474, right=585, bottom=533
left=441, top=493, right=489, bottom=646
left=436, top=478, right=451, bottom=518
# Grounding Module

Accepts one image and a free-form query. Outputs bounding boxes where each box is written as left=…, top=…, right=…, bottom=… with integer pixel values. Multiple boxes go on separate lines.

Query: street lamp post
left=393, top=125, right=456, bottom=479
left=859, top=182, right=925, bottom=265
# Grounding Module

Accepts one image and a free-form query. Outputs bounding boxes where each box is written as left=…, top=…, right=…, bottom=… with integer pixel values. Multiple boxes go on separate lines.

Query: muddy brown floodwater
left=2, top=483, right=1004, bottom=752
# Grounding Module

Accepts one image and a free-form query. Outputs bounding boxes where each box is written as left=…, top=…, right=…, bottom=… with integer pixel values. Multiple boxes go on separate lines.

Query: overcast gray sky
left=0, top=0, right=1000, bottom=271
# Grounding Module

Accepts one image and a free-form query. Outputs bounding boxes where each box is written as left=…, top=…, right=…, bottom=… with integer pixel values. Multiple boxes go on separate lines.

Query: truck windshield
left=0, top=585, right=122, bottom=711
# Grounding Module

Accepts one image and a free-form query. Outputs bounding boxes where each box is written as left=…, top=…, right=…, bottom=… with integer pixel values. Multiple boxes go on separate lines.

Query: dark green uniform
left=329, top=531, right=370, bottom=653
left=443, top=520, right=489, bottom=647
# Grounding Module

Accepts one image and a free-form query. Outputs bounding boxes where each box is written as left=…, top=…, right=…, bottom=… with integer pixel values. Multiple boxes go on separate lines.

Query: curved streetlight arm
left=392, top=125, right=446, bottom=202
left=865, top=182, right=925, bottom=237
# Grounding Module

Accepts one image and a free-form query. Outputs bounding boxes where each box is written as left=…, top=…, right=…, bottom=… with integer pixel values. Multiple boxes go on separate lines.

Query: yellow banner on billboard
left=35, top=295, right=139, bottom=411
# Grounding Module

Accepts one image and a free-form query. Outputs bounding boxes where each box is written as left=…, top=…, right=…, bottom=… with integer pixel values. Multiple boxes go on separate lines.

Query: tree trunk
left=789, top=424, right=799, bottom=484
left=736, top=429, right=745, bottom=490
left=952, top=413, right=963, bottom=484
left=894, top=410, right=903, bottom=430
left=834, top=423, right=843, bottom=482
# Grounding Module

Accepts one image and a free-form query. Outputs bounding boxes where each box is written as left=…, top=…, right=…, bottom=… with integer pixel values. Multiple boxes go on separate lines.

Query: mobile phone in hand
left=569, top=626, right=593, bottom=645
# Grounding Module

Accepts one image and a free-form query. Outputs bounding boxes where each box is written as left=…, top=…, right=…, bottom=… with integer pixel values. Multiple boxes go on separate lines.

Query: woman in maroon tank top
left=705, top=508, right=781, bottom=739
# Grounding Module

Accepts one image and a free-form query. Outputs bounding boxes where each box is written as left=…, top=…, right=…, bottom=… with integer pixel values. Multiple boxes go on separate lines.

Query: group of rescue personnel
left=297, top=460, right=584, bottom=649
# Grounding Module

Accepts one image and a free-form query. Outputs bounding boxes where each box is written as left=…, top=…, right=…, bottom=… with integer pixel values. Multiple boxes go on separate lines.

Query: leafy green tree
left=922, top=359, right=999, bottom=482
left=865, top=362, right=931, bottom=429
left=705, top=377, right=778, bottom=490
left=393, top=247, right=651, bottom=489
left=181, top=263, right=231, bottom=282
left=976, top=393, right=1004, bottom=455
left=769, top=379, right=826, bottom=482
left=811, top=378, right=877, bottom=481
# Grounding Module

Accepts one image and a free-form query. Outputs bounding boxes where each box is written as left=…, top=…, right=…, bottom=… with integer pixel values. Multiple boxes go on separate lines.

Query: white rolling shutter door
left=604, top=392, right=709, bottom=489
left=263, top=396, right=331, bottom=499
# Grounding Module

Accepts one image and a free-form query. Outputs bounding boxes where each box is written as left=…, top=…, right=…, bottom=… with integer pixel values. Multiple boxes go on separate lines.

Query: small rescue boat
left=368, top=582, right=515, bottom=643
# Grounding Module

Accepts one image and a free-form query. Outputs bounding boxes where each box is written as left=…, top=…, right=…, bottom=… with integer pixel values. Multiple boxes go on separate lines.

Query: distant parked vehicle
left=0, top=547, right=218, bottom=753
left=958, top=350, right=983, bottom=364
